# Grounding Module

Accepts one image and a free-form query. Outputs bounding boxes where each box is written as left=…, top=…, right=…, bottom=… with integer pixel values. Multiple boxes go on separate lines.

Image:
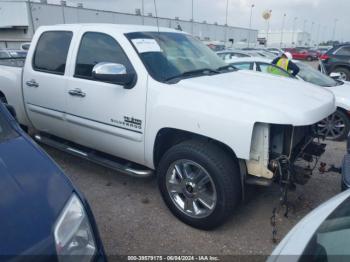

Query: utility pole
left=280, top=13, right=286, bottom=48
left=247, top=3, right=255, bottom=48
left=291, top=17, right=297, bottom=47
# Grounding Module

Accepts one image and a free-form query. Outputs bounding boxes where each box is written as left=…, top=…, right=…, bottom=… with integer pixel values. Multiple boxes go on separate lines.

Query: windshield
left=126, top=32, right=228, bottom=82
left=300, top=196, right=350, bottom=261
left=296, top=62, right=339, bottom=87
left=0, top=109, right=16, bottom=143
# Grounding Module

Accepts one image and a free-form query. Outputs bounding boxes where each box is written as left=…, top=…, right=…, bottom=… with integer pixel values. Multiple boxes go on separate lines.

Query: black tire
left=157, top=139, right=241, bottom=230
left=332, top=67, right=350, bottom=81
left=317, top=110, right=350, bottom=141
left=306, top=56, right=313, bottom=62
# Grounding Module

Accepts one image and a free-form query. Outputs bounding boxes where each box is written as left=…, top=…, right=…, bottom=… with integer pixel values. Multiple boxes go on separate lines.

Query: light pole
left=265, top=10, right=272, bottom=47
left=191, top=0, right=194, bottom=35
left=302, top=19, right=307, bottom=46
left=291, top=17, right=297, bottom=47
left=332, top=19, right=338, bottom=42
left=280, top=13, right=286, bottom=48
left=141, top=0, right=144, bottom=25
left=309, top=21, right=314, bottom=46
left=315, top=23, right=321, bottom=47
left=247, top=3, right=255, bottom=48
left=224, top=0, right=229, bottom=43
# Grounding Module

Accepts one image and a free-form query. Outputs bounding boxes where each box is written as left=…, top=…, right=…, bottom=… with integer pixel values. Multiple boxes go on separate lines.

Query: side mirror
left=330, top=72, right=342, bottom=80
left=4, top=104, right=17, bottom=119
left=92, top=62, right=136, bottom=89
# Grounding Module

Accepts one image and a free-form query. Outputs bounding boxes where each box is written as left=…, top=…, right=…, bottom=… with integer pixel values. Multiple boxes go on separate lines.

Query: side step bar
left=34, top=134, right=153, bottom=178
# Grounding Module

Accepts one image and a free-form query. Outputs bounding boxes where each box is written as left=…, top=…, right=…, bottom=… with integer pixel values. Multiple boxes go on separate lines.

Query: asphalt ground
left=43, top=141, right=344, bottom=257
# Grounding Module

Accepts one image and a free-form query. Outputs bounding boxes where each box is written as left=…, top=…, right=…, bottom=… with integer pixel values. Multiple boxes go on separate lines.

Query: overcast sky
left=40, top=0, right=348, bottom=42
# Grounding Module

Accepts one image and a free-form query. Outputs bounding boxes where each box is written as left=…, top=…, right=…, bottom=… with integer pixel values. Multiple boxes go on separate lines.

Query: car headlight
left=54, top=194, right=96, bottom=262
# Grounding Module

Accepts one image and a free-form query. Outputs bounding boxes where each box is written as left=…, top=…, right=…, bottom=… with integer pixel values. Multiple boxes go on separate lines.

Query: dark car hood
left=0, top=136, right=73, bottom=256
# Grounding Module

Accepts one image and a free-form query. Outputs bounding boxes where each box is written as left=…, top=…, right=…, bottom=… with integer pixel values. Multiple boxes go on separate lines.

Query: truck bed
left=0, top=59, right=28, bottom=126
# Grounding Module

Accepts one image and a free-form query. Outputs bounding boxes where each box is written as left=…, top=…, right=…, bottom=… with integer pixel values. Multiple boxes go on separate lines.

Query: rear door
left=23, top=30, right=73, bottom=139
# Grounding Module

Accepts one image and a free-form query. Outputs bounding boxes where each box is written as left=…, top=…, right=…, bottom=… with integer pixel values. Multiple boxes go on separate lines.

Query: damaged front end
left=246, top=123, right=326, bottom=187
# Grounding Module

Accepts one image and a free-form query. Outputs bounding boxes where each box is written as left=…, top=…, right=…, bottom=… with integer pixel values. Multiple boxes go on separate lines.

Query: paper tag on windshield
left=132, top=39, right=162, bottom=53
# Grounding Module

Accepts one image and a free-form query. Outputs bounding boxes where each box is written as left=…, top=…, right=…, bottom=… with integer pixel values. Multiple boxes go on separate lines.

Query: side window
left=232, top=52, right=250, bottom=58
left=258, top=63, right=291, bottom=78
left=33, top=31, right=73, bottom=75
left=336, top=46, right=350, bottom=56
left=75, top=32, right=134, bottom=80
left=232, top=63, right=253, bottom=70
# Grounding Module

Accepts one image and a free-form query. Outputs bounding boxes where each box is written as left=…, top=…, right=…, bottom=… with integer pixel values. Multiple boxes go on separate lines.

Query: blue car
left=0, top=103, right=106, bottom=261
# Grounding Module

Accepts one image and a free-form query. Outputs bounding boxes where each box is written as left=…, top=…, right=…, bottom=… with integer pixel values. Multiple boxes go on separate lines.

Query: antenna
left=153, top=0, right=160, bottom=33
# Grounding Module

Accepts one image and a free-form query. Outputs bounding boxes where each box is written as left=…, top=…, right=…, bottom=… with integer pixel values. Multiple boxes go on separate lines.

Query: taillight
left=320, top=54, right=330, bottom=61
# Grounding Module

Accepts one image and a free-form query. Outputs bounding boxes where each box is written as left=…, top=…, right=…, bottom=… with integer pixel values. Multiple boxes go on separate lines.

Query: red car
left=284, top=47, right=319, bottom=61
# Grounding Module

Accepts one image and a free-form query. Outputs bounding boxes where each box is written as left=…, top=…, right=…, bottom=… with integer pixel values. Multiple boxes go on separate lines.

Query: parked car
left=266, top=47, right=284, bottom=56
left=284, top=47, right=318, bottom=61
left=320, top=44, right=350, bottom=81
left=0, top=24, right=335, bottom=229
left=216, top=49, right=275, bottom=64
left=269, top=189, right=350, bottom=261
left=228, top=57, right=350, bottom=141
left=0, top=49, right=27, bottom=59
left=0, top=102, right=106, bottom=260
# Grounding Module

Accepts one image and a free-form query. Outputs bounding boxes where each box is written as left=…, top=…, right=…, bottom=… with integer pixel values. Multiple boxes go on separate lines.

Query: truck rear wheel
left=157, top=140, right=241, bottom=230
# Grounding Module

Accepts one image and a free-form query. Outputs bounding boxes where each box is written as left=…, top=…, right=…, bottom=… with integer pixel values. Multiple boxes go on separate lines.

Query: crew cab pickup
left=0, top=24, right=336, bottom=229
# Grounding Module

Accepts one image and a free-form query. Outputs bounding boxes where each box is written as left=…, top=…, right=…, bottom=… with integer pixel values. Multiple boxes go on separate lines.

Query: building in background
left=258, top=30, right=311, bottom=48
left=0, top=0, right=258, bottom=49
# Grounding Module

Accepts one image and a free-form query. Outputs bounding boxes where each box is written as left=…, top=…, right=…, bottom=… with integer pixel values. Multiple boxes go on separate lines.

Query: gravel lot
left=42, top=139, right=346, bottom=257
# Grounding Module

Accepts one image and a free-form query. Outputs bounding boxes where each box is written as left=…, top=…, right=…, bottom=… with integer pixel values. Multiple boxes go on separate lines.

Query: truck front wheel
left=157, top=140, right=241, bottom=230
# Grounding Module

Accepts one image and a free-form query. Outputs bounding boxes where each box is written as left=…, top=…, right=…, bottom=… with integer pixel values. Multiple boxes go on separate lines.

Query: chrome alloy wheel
left=317, top=112, right=346, bottom=140
left=165, top=160, right=217, bottom=219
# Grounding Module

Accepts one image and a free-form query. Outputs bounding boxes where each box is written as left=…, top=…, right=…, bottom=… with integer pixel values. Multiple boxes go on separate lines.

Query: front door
left=65, top=31, right=147, bottom=164
left=23, top=30, right=73, bottom=140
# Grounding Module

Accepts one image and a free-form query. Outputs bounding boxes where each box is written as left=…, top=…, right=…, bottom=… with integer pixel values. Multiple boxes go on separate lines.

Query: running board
left=34, top=134, right=153, bottom=178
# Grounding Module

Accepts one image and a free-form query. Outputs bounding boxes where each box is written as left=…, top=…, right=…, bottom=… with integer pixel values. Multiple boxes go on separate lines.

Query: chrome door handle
left=26, top=80, right=39, bottom=88
left=68, top=88, right=86, bottom=97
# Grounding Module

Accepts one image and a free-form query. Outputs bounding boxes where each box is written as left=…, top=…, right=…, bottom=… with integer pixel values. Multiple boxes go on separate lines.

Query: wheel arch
left=153, top=128, right=239, bottom=169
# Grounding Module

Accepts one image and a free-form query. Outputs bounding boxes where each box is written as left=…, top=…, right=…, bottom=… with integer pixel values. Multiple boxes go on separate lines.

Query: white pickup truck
left=0, top=24, right=336, bottom=229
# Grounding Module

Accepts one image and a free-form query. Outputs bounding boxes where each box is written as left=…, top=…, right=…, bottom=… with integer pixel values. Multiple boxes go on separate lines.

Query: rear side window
left=232, top=62, right=253, bottom=70
left=75, top=32, right=133, bottom=79
left=336, top=46, right=350, bottom=56
left=33, top=31, right=72, bottom=75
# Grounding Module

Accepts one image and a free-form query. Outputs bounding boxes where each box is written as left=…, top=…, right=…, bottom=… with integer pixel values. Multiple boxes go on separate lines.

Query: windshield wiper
left=165, top=68, right=220, bottom=82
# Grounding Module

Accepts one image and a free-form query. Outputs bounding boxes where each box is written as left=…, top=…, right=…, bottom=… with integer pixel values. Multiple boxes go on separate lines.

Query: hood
left=325, top=81, right=350, bottom=111
left=0, top=136, right=73, bottom=255
left=177, top=70, right=336, bottom=126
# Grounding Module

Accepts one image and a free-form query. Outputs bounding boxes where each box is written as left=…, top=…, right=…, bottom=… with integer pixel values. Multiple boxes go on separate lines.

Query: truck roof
left=37, top=23, right=185, bottom=34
